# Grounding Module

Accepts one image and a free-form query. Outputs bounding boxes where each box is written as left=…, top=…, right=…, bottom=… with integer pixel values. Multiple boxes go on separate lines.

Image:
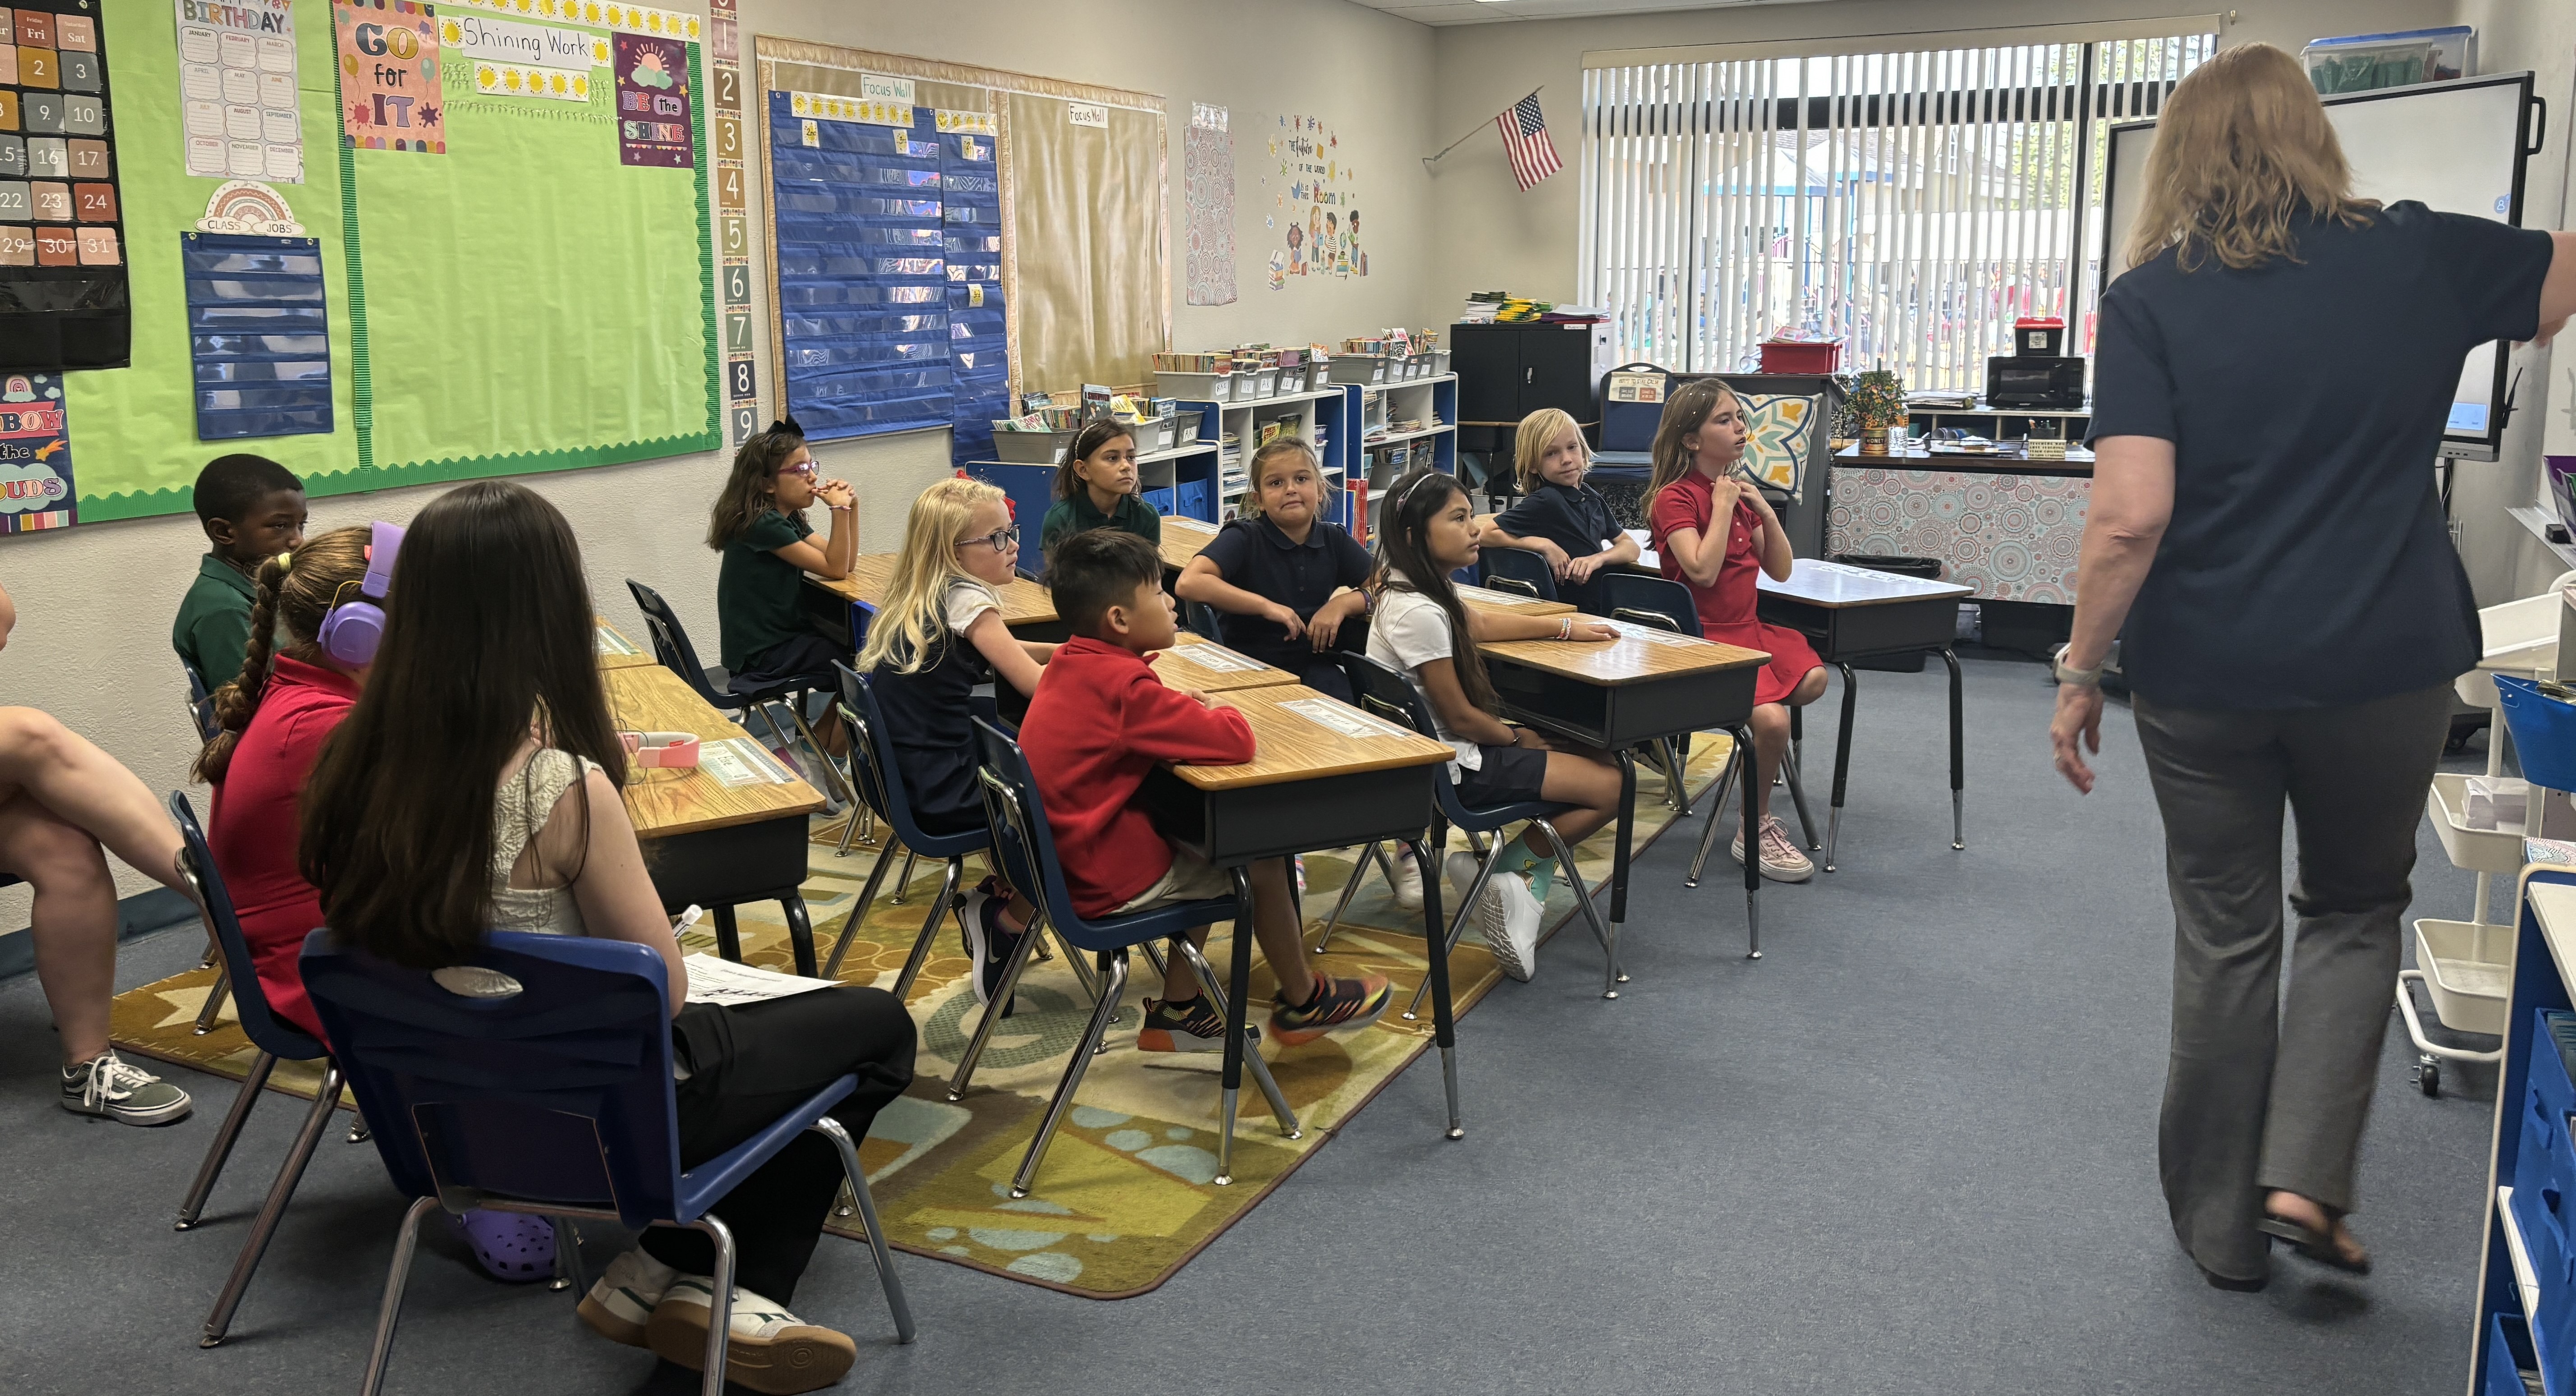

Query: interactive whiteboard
left=2103, top=71, right=2541, bottom=460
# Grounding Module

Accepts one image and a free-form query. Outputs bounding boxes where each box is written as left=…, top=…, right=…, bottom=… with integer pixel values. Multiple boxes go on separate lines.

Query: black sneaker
left=60, top=1050, right=193, bottom=1126
left=1267, top=973, right=1392, bottom=1047
left=1136, top=995, right=1246, bottom=1054
left=958, top=889, right=1022, bottom=1018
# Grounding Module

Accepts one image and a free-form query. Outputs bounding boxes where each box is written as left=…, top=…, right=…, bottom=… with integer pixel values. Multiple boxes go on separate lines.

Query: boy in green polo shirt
left=173, top=455, right=306, bottom=691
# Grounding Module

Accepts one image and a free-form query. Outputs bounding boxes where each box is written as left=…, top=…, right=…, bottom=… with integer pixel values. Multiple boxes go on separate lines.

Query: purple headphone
left=316, top=520, right=404, bottom=666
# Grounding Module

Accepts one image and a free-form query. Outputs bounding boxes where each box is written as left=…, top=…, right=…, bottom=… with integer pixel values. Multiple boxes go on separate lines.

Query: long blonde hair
left=856, top=477, right=1007, bottom=675
left=1646, top=380, right=1739, bottom=502
left=2124, top=43, right=2379, bottom=273
left=1513, top=408, right=1587, bottom=490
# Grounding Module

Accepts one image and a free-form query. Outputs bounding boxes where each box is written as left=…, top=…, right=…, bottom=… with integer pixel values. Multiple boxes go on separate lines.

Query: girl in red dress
left=1646, top=380, right=1828, bottom=882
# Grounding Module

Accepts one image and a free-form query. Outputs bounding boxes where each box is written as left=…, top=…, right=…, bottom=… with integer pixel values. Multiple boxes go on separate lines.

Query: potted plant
left=1846, top=369, right=1907, bottom=456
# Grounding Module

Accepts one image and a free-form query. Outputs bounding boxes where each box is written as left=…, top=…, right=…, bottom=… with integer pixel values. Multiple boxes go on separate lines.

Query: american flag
left=1495, top=92, right=1562, bottom=191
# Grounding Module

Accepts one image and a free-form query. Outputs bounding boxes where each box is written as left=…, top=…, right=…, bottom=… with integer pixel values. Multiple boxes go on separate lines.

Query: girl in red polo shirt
left=1645, top=380, right=1828, bottom=883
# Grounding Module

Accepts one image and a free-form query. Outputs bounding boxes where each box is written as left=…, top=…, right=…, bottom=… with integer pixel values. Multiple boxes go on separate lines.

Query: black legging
left=641, top=985, right=916, bottom=1303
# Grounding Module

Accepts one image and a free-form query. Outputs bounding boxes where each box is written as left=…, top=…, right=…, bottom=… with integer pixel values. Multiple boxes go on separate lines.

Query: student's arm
left=1118, top=673, right=1257, bottom=765
left=1738, top=484, right=1794, bottom=582
left=1564, top=530, right=1642, bottom=585
left=1414, top=657, right=1516, bottom=747
left=1176, top=555, right=1307, bottom=640
left=2534, top=230, right=2576, bottom=345
left=554, top=767, right=689, bottom=1017
left=773, top=488, right=858, bottom=580
left=1461, top=606, right=1619, bottom=644
left=1477, top=522, right=1571, bottom=573
left=962, top=608, right=1047, bottom=697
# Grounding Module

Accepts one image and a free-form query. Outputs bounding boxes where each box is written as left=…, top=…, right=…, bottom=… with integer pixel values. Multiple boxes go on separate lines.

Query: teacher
left=2052, top=42, right=2576, bottom=1291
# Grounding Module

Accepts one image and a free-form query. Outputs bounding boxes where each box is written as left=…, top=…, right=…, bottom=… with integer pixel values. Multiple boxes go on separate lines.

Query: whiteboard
left=2102, top=73, right=2537, bottom=459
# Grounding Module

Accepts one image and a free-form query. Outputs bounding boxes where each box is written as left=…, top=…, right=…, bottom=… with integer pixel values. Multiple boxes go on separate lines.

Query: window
left=1579, top=28, right=2217, bottom=389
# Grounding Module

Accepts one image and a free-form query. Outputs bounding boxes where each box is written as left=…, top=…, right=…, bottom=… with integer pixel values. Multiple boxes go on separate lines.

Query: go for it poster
left=1264, top=112, right=1365, bottom=291
left=0, top=375, right=76, bottom=533
left=332, top=0, right=444, bottom=154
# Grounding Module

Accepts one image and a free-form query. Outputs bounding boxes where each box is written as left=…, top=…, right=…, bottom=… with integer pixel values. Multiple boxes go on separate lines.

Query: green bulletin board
left=73, top=0, right=716, bottom=523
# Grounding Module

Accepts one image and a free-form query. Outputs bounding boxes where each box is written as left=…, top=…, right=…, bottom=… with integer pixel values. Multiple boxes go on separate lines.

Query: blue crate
left=2488, top=1309, right=2539, bottom=1396
left=1175, top=477, right=1211, bottom=522
left=2497, top=675, right=2576, bottom=791
left=1142, top=486, right=1174, bottom=517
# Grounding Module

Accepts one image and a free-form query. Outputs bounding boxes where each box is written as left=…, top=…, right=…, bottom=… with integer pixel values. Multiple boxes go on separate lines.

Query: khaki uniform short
left=1113, top=846, right=1235, bottom=914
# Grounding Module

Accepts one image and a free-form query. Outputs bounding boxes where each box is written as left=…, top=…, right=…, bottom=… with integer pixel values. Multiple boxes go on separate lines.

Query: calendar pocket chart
left=0, top=0, right=129, bottom=371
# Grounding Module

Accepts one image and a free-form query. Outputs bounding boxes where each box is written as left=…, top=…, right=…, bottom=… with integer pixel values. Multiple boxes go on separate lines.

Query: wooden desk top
left=595, top=618, right=658, bottom=670
left=602, top=665, right=824, bottom=836
left=1482, top=624, right=1769, bottom=687
left=1454, top=582, right=1577, bottom=618
left=1160, top=517, right=1220, bottom=571
left=1153, top=633, right=1299, bottom=694
left=809, top=554, right=1059, bottom=627
left=1757, top=558, right=1971, bottom=607
left=1166, top=683, right=1451, bottom=792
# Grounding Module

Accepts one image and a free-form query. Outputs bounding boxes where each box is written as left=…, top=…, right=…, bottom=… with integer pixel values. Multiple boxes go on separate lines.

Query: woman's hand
left=1265, top=600, right=1308, bottom=642
left=2051, top=682, right=2105, bottom=794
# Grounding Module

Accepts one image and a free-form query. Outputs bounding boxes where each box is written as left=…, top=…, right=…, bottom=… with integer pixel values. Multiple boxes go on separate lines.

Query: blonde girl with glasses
left=858, top=477, right=1055, bottom=1011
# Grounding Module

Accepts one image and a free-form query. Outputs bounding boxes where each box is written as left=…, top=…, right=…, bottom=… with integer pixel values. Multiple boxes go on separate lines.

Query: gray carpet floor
left=0, top=653, right=2502, bottom=1395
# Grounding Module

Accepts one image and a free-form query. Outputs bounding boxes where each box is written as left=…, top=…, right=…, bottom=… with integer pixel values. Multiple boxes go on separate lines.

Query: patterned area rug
left=111, top=738, right=1731, bottom=1299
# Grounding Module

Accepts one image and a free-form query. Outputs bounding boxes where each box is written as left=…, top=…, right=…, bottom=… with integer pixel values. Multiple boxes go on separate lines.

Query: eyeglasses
left=775, top=460, right=816, bottom=481
left=960, top=526, right=1021, bottom=551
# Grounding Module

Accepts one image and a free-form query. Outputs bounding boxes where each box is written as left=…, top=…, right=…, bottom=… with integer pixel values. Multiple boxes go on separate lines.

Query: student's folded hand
left=1267, top=602, right=1307, bottom=641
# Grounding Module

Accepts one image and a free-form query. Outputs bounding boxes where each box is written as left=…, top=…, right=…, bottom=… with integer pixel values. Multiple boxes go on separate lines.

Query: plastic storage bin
left=1127, top=416, right=1176, bottom=453
left=1174, top=477, right=1211, bottom=522
left=1141, top=486, right=1175, bottom=516
left=1328, top=355, right=1384, bottom=385
left=1173, top=410, right=1204, bottom=446
left=2487, top=1310, right=2539, bottom=1396
left=2303, top=26, right=2474, bottom=94
left=1758, top=340, right=1841, bottom=374
left=1155, top=370, right=1233, bottom=402
left=992, top=429, right=1076, bottom=464
left=2497, top=675, right=2576, bottom=790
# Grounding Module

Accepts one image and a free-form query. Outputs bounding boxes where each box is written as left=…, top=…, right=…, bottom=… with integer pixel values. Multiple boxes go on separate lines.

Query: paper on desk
left=1279, top=697, right=1412, bottom=739
left=1170, top=641, right=1265, bottom=672
left=682, top=953, right=840, bottom=1006
left=595, top=625, right=639, bottom=656
left=700, top=736, right=799, bottom=788
left=1607, top=619, right=1709, bottom=647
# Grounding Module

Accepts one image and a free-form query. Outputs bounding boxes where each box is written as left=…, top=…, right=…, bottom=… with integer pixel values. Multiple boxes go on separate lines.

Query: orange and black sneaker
left=1136, top=995, right=1236, bottom=1053
left=1267, top=973, right=1392, bottom=1047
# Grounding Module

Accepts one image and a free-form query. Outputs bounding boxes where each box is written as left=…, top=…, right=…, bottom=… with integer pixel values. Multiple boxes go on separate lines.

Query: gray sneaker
left=61, top=1050, right=193, bottom=1126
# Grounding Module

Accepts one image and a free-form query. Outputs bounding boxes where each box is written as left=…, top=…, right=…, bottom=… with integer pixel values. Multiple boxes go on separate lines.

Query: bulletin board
left=67, top=0, right=717, bottom=524
left=754, top=38, right=1167, bottom=458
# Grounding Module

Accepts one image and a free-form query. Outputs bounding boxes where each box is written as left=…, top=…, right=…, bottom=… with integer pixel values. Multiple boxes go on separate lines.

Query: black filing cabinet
left=1453, top=321, right=1614, bottom=454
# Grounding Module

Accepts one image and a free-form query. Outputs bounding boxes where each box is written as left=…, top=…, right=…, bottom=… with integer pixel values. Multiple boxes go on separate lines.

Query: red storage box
left=1758, top=340, right=1841, bottom=374
left=2012, top=317, right=2066, bottom=356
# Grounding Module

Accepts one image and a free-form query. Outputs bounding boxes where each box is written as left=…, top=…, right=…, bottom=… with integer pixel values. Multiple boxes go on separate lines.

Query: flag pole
left=1422, top=86, right=1545, bottom=171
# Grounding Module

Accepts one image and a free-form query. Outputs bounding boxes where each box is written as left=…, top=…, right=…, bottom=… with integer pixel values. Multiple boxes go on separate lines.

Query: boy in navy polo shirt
left=1481, top=408, right=1639, bottom=614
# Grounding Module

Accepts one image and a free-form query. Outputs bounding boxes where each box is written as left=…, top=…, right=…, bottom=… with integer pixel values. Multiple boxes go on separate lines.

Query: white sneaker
left=1483, top=874, right=1542, bottom=982
left=1388, top=846, right=1424, bottom=911
left=577, top=1247, right=678, bottom=1348
left=1444, top=851, right=1483, bottom=910
left=646, top=1275, right=857, bottom=1395
left=1730, top=814, right=1817, bottom=884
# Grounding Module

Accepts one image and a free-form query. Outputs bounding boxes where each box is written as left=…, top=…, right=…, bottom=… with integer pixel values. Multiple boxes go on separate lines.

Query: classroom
left=2, top=0, right=2573, bottom=1390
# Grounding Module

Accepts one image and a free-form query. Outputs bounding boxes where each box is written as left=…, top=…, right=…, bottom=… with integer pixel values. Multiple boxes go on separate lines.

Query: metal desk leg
left=1407, top=836, right=1463, bottom=1139
left=1606, top=749, right=1635, bottom=991
left=711, top=905, right=743, bottom=962
left=1942, top=645, right=1965, bottom=850
left=1739, top=725, right=1762, bottom=960
left=1215, top=867, right=1254, bottom=1187
left=1826, top=662, right=1858, bottom=873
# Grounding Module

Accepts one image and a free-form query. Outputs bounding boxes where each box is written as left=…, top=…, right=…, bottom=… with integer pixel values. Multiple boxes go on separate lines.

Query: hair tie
left=275, top=550, right=293, bottom=573
left=768, top=415, right=804, bottom=439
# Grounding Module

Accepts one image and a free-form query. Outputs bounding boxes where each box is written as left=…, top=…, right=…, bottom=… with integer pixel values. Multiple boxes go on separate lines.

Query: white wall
left=0, top=0, right=1444, bottom=941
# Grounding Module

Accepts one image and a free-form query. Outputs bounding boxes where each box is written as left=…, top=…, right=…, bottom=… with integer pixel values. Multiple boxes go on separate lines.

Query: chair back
left=1337, top=652, right=1546, bottom=830
left=299, top=929, right=687, bottom=1229
left=1480, top=547, right=1559, bottom=602
left=833, top=662, right=987, bottom=858
left=971, top=717, right=1231, bottom=951
left=169, top=791, right=324, bottom=1061
left=624, top=579, right=734, bottom=710
left=183, top=661, right=220, bottom=743
left=1185, top=599, right=1224, bottom=643
left=1599, top=572, right=1699, bottom=638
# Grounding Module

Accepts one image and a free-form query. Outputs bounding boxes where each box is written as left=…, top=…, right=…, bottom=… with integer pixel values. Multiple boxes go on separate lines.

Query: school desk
left=1753, top=558, right=1973, bottom=871
left=594, top=617, right=657, bottom=670
left=804, top=554, right=1068, bottom=648
left=1159, top=516, right=1221, bottom=573
left=1454, top=582, right=1577, bottom=619
left=1135, top=682, right=1459, bottom=1181
left=603, top=664, right=828, bottom=974
left=1154, top=633, right=1300, bottom=695
left=1481, top=626, right=1773, bottom=960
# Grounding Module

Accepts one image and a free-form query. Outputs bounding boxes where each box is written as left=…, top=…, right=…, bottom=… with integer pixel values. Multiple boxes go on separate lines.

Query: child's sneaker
left=1136, top=995, right=1240, bottom=1053
left=60, top=1050, right=192, bottom=1126
left=958, top=889, right=1022, bottom=1017
left=1268, top=973, right=1392, bottom=1047
left=646, top=1276, right=856, bottom=1396
left=1480, top=874, right=1542, bottom=983
left=1388, top=846, right=1424, bottom=912
left=577, top=1246, right=678, bottom=1348
left=1294, top=854, right=1307, bottom=895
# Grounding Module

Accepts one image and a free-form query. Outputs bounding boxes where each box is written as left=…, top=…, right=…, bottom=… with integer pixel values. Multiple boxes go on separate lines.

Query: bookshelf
left=1339, top=373, right=1458, bottom=542
left=1166, top=386, right=1350, bottom=529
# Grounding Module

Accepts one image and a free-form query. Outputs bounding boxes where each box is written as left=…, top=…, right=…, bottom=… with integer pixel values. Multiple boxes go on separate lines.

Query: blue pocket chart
left=181, top=232, right=331, bottom=441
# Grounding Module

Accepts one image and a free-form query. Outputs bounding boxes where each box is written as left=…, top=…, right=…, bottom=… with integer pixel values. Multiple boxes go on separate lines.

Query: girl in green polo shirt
left=1037, top=418, right=1161, bottom=568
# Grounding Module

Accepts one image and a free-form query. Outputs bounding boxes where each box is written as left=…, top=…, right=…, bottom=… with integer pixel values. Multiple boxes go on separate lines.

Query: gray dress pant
left=2131, top=681, right=2453, bottom=1280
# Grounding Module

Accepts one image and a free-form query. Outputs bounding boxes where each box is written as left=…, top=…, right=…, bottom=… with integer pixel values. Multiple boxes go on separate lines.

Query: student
left=1366, top=469, right=1624, bottom=981
left=1037, top=418, right=1161, bottom=561
left=708, top=421, right=857, bottom=748
left=1480, top=407, right=1640, bottom=613
left=173, top=453, right=306, bottom=690
left=1018, top=529, right=1388, bottom=1051
left=1175, top=436, right=1372, bottom=701
left=301, top=480, right=914, bottom=1392
left=0, top=580, right=196, bottom=1124
left=856, top=477, right=1055, bottom=1009
left=1645, top=380, right=1829, bottom=883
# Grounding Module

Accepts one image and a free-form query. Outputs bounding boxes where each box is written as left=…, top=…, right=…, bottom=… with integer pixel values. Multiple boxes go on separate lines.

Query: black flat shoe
left=2198, top=1262, right=2268, bottom=1292
left=2258, top=1214, right=2372, bottom=1276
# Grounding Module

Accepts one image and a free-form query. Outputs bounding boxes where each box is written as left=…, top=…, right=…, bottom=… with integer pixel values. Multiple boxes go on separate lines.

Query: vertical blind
left=1579, top=30, right=2216, bottom=390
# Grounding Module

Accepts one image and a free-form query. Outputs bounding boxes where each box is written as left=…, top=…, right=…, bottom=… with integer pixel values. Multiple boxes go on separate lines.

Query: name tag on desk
left=1607, top=620, right=1710, bottom=647
left=1169, top=643, right=1265, bottom=673
left=699, top=736, right=798, bottom=788
left=595, top=626, right=638, bottom=656
left=1279, top=698, right=1412, bottom=740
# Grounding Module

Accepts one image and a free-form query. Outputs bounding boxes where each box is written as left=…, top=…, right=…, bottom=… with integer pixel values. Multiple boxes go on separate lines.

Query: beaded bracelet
left=1555, top=615, right=1574, bottom=641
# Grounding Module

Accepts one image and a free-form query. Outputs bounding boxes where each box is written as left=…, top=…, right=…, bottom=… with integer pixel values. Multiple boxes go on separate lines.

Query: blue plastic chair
left=183, top=660, right=220, bottom=743
left=299, top=929, right=914, bottom=1396
left=1479, top=546, right=1559, bottom=603
left=952, top=717, right=1300, bottom=1195
left=165, top=792, right=347, bottom=1349
left=1334, top=653, right=1623, bottom=1001
left=625, top=578, right=853, bottom=809
left=1184, top=598, right=1225, bottom=643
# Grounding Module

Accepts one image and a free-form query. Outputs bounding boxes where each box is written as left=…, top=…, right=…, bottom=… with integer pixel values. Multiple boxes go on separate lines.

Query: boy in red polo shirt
left=1018, top=530, right=1389, bottom=1052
